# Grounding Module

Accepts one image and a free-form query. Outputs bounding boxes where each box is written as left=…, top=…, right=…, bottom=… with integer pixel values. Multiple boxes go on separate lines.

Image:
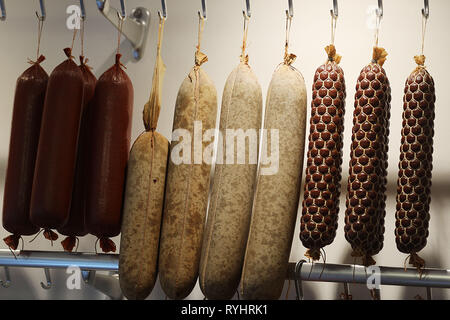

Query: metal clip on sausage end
left=97, top=0, right=151, bottom=61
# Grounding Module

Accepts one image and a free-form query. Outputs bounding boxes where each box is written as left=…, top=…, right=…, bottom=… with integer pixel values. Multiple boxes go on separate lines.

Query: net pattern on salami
left=344, top=48, right=391, bottom=266
left=300, top=57, right=346, bottom=261
left=395, top=58, right=435, bottom=269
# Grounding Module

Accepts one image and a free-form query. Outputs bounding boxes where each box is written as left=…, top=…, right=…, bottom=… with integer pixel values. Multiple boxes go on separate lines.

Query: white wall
left=0, top=0, right=448, bottom=300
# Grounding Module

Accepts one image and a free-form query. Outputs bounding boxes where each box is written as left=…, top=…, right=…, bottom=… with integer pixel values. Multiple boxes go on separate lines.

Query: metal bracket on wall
left=96, top=0, right=150, bottom=61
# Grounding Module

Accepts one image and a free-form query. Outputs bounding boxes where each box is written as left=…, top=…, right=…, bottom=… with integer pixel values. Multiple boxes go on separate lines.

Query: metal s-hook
left=79, top=0, right=86, bottom=20
left=40, top=268, right=52, bottom=289
left=198, top=0, right=207, bottom=20
left=119, top=0, right=126, bottom=19
left=0, top=0, right=6, bottom=21
left=376, top=0, right=383, bottom=19
left=330, top=0, right=338, bottom=18
left=243, top=0, right=251, bottom=19
left=36, top=0, right=46, bottom=21
left=0, top=267, right=11, bottom=288
left=286, top=0, right=293, bottom=18
left=422, top=0, right=429, bottom=19
left=294, top=259, right=306, bottom=300
left=158, top=0, right=167, bottom=20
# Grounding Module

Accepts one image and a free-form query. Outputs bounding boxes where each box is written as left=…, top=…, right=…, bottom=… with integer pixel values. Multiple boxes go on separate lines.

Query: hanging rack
left=159, top=0, right=167, bottom=20
left=0, top=0, right=6, bottom=21
left=36, top=0, right=46, bottom=21
left=199, top=0, right=207, bottom=20
left=243, top=0, right=251, bottom=19
left=330, top=0, right=338, bottom=18
left=286, top=0, right=293, bottom=18
left=422, top=0, right=429, bottom=19
left=96, top=0, right=150, bottom=60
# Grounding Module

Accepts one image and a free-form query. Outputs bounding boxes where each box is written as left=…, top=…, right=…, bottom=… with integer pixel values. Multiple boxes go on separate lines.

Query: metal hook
left=40, top=268, right=52, bottom=289
left=422, top=0, right=429, bottom=19
left=286, top=0, right=293, bottom=18
left=118, top=0, right=125, bottom=19
left=79, top=0, right=86, bottom=20
left=158, top=0, right=167, bottom=20
left=243, top=0, right=251, bottom=19
left=376, top=0, right=383, bottom=18
left=426, top=287, right=432, bottom=300
left=198, top=0, right=207, bottom=20
left=0, top=267, right=11, bottom=288
left=36, top=0, right=46, bottom=21
left=294, top=259, right=306, bottom=300
left=330, top=0, right=338, bottom=18
left=0, top=0, right=6, bottom=21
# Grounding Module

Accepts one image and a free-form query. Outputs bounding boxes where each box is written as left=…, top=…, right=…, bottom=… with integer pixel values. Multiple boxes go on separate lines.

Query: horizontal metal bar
left=287, top=262, right=450, bottom=289
left=0, top=250, right=118, bottom=272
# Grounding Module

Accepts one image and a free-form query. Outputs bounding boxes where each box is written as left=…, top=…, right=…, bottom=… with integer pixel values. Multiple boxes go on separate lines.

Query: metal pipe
left=287, top=262, right=450, bottom=289
left=0, top=250, right=118, bottom=272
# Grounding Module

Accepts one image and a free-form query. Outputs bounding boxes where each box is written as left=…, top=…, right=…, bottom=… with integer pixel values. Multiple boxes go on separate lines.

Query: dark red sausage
left=2, top=55, right=48, bottom=250
left=85, top=54, right=133, bottom=253
left=30, top=48, right=84, bottom=241
left=58, top=56, right=97, bottom=252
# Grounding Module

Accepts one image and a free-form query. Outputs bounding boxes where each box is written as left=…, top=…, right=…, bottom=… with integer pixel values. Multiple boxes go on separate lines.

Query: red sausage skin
left=30, top=49, right=84, bottom=231
left=85, top=54, right=133, bottom=248
left=57, top=56, right=97, bottom=251
left=3, top=56, right=48, bottom=248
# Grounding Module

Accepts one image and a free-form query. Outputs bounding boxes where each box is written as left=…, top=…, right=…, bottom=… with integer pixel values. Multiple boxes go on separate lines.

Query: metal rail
left=287, top=261, right=450, bottom=288
left=0, top=250, right=118, bottom=271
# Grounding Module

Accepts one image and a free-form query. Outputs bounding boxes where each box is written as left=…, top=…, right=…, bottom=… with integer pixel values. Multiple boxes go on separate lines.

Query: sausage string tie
left=283, top=10, right=296, bottom=66
left=240, top=13, right=250, bottom=64
left=27, top=13, right=45, bottom=65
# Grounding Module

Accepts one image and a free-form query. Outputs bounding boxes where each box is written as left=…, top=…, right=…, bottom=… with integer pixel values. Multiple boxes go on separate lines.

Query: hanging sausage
left=119, top=15, right=169, bottom=300
left=30, top=30, right=84, bottom=242
left=57, top=18, right=97, bottom=252
left=300, top=9, right=346, bottom=261
left=200, top=9, right=263, bottom=300
left=395, top=9, right=435, bottom=272
left=344, top=10, right=391, bottom=266
left=3, top=16, right=48, bottom=250
left=240, top=8, right=307, bottom=300
left=158, top=12, right=218, bottom=300
left=84, top=16, right=134, bottom=253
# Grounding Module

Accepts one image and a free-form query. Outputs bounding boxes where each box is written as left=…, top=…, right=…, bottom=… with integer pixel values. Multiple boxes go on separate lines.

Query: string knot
left=325, top=44, right=342, bottom=64
left=305, top=248, right=321, bottom=261
left=3, top=234, right=22, bottom=251
left=115, top=53, right=126, bottom=69
left=63, top=47, right=74, bottom=59
left=61, top=236, right=79, bottom=252
left=414, top=55, right=426, bottom=67
left=99, top=237, right=117, bottom=253
left=372, top=46, right=388, bottom=66
left=284, top=53, right=297, bottom=66
left=195, top=50, right=208, bottom=67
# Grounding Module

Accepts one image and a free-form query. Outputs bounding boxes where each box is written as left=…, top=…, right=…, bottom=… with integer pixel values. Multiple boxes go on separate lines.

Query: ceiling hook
left=158, top=0, right=167, bottom=20
left=422, top=0, right=429, bottom=19
left=330, top=0, right=338, bottom=18
left=36, top=0, right=46, bottom=21
left=40, top=268, right=52, bottom=290
left=286, top=0, right=293, bottom=18
left=294, top=259, right=306, bottom=300
left=0, top=0, right=6, bottom=21
left=79, top=0, right=86, bottom=20
left=198, top=0, right=207, bottom=20
left=243, top=0, right=251, bottom=19
left=376, top=0, right=383, bottom=18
